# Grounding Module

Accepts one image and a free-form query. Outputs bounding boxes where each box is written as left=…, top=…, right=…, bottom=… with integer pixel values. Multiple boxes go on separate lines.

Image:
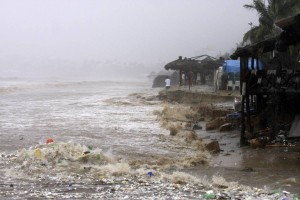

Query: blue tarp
left=223, top=59, right=263, bottom=73
left=223, top=60, right=240, bottom=73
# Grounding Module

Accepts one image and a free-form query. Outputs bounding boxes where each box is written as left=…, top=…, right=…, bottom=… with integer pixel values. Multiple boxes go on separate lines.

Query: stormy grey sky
left=0, top=0, right=258, bottom=80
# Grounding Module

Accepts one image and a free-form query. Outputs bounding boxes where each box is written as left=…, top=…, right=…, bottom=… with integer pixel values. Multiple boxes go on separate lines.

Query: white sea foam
left=0, top=80, right=298, bottom=198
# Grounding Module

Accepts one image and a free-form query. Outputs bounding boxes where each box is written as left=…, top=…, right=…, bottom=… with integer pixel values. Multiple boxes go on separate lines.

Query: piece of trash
left=193, top=124, right=202, bottom=130
left=148, top=171, right=153, bottom=177
left=46, top=138, right=54, bottom=144
left=33, top=148, right=43, bottom=159
left=272, top=189, right=281, bottom=194
left=293, top=194, right=298, bottom=200
left=83, top=166, right=92, bottom=171
left=241, top=167, right=254, bottom=172
left=202, top=193, right=216, bottom=199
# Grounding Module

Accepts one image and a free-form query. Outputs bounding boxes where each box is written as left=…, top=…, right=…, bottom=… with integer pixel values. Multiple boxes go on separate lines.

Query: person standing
left=187, top=71, right=193, bottom=91
left=165, top=77, right=171, bottom=89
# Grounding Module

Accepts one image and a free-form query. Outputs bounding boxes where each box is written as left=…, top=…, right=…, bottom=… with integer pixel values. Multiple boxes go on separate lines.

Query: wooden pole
left=240, top=57, right=246, bottom=146
left=179, top=69, right=182, bottom=86
left=246, top=57, right=253, bottom=135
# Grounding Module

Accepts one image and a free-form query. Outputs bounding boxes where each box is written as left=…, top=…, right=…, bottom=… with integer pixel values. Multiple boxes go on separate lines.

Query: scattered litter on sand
left=0, top=141, right=294, bottom=199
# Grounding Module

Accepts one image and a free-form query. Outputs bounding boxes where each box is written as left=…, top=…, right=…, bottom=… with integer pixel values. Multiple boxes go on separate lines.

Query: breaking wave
left=0, top=141, right=284, bottom=199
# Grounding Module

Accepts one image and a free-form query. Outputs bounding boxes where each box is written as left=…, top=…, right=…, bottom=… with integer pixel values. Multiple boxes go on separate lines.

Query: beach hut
left=164, top=55, right=223, bottom=87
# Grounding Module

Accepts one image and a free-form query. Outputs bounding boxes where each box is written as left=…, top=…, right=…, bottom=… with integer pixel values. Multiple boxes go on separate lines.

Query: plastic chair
left=235, top=81, right=240, bottom=90
left=227, top=80, right=233, bottom=90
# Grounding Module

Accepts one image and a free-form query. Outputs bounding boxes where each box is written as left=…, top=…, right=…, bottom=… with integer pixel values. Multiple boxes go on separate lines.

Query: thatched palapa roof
left=164, top=55, right=222, bottom=73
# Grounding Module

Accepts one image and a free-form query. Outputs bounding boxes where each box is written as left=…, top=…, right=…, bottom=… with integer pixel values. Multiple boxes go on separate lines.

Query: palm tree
left=243, top=0, right=300, bottom=44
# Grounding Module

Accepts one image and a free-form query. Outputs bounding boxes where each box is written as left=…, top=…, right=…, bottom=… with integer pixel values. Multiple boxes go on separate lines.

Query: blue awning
left=223, top=59, right=263, bottom=73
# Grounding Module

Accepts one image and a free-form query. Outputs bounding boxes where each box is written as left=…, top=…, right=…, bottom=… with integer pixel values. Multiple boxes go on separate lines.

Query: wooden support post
left=200, top=73, right=204, bottom=85
left=271, top=95, right=279, bottom=140
left=246, top=57, right=253, bottom=136
left=241, top=92, right=246, bottom=146
left=179, top=69, right=182, bottom=86
left=251, top=57, right=254, bottom=70
left=240, top=57, right=247, bottom=146
left=246, top=94, right=253, bottom=134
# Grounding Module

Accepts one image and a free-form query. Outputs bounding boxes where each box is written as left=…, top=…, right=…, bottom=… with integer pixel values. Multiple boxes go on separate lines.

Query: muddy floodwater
left=0, top=78, right=299, bottom=199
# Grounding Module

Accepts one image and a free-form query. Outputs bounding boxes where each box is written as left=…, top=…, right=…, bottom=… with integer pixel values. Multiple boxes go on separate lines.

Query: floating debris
left=46, top=138, right=54, bottom=144
left=0, top=141, right=297, bottom=199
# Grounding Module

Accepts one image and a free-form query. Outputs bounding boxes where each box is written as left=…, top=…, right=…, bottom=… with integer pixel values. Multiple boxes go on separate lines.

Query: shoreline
left=156, top=85, right=300, bottom=194
left=0, top=81, right=299, bottom=198
left=158, top=85, right=239, bottom=104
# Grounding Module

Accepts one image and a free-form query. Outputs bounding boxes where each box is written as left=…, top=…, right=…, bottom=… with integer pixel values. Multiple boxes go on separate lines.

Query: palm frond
left=243, top=26, right=261, bottom=44
left=243, top=0, right=300, bottom=44
left=253, top=0, right=273, bottom=25
left=243, top=4, right=255, bottom=10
